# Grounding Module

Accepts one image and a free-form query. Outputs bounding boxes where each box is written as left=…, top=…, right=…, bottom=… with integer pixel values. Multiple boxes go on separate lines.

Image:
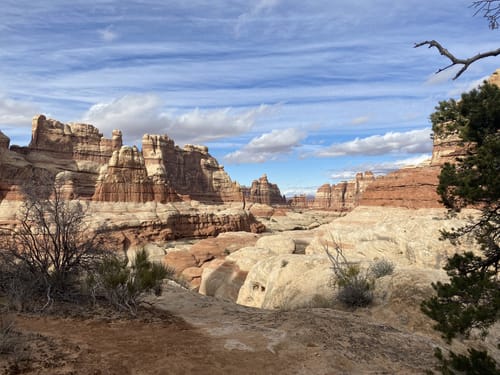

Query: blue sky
left=1, top=0, right=499, bottom=196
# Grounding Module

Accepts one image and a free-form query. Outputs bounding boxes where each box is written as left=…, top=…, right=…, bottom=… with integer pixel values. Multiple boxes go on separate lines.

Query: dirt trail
left=3, top=285, right=440, bottom=374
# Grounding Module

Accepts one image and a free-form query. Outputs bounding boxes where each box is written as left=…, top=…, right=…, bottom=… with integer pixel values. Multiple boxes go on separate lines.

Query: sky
left=1, top=0, right=499, bottom=196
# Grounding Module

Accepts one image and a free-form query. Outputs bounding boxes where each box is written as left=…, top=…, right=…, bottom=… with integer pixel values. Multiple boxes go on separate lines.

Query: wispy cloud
left=0, top=95, right=39, bottom=126
left=98, top=25, right=118, bottom=42
left=350, top=115, right=370, bottom=125
left=315, top=128, right=432, bottom=157
left=224, top=128, right=306, bottom=163
left=235, top=0, right=281, bottom=36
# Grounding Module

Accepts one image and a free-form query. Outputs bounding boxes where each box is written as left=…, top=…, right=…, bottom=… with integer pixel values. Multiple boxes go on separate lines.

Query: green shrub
left=334, top=264, right=374, bottom=308
left=87, top=249, right=173, bottom=314
left=324, top=237, right=374, bottom=308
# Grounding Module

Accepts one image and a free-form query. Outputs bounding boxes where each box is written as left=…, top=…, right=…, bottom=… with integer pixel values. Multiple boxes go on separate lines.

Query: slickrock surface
left=0, top=200, right=264, bottom=250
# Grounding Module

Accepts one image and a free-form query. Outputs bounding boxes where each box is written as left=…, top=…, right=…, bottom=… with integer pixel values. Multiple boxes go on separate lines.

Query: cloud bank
left=224, top=128, right=307, bottom=163
left=315, top=128, right=432, bottom=157
left=82, top=94, right=276, bottom=146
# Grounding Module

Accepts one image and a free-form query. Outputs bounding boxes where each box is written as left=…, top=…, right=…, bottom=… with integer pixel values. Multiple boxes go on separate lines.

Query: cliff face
left=243, top=174, right=286, bottom=206
left=0, top=115, right=242, bottom=204
left=359, top=129, right=471, bottom=209
left=312, top=172, right=375, bottom=210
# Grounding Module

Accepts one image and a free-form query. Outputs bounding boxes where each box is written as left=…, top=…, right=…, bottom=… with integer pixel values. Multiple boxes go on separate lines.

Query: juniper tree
left=421, top=82, right=500, bottom=373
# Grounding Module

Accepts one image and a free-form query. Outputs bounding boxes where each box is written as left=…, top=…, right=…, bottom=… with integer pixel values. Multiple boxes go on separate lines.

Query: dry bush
left=324, top=236, right=374, bottom=308
left=369, top=258, right=395, bottom=279
left=0, top=174, right=105, bottom=310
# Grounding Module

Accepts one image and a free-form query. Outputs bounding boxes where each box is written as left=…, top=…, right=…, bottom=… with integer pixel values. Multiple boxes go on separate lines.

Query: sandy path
left=3, top=285, right=440, bottom=374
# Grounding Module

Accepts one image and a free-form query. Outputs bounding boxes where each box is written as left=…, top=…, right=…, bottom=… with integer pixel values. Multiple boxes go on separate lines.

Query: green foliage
left=423, top=81, right=500, bottom=373
left=324, top=239, right=374, bottom=308
left=432, top=347, right=500, bottom=375
left=88, top=249, right=173, bottom=314
left=421, top=253, right=500, bottom=342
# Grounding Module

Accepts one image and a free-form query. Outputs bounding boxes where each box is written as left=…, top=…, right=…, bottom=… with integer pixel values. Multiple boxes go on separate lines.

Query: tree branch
left=414, top=40, right=500, bottom=79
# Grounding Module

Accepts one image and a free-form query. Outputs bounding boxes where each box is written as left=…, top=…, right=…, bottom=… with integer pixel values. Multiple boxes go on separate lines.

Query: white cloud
left=350, top=115, right=370, bottom=125
left=315, top=128, right=432, bottom=157
left=235, top=0, right=281, bottom=36
left=424, top=67, right=461, bottom=85
left=328, top=153, right=432, bottom=182
left=98, top=25, right=118, bottom=42
left=81, top=94, right=276, bottom=145
left=0, top=95, right=39, bottom=126
left=224, top=128, right=306, bottom=164
left=447, top=75, right=490, bottom=97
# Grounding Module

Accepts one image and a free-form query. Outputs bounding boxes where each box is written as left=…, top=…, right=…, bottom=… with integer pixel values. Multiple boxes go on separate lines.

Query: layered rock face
left=359, top=70, right=500, bottom=209
left=359, top=163, right=442, bottom=209
left=358, top=132, right=469, bottom=209
left=29, top=114, right=123, bottom=164
left=0, top=115, right=267, bottom=244
left=0, top=115, right=243, bottom=204
left=312, top=172, right=375, bottom=210
left=243, top=174, right=286, bottom=206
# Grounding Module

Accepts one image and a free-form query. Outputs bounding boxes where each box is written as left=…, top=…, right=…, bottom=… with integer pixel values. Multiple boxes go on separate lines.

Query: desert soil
left=1, top=284, right=440, bottom=374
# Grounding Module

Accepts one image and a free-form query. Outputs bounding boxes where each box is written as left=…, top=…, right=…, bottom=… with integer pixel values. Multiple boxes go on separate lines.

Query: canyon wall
left=0, top=115, right=242, bottom=204
left=0, top=115, right=267, bottom=244
left=312, top=172, right=375, bottom=210
left=243, top=174, right=286, bottom=206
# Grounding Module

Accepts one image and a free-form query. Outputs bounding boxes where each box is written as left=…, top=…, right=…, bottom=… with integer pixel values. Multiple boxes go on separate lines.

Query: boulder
left=181, top=266, right=203, bottom=289
left=371, top=267, right=449, bottom=334
left=237, top=254, right=333, bottom=309
left=255, top=234, right=296, bottom=254
left=163, top=250, right=197, bottom=274
left=199, top=259, right=248, bottom=301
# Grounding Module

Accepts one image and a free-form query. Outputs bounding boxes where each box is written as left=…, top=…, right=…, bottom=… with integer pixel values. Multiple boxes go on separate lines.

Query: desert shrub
left=0, top=313, right=17, bottom=355
left=334, top=263, right=374, bottom=308
left=0, top=175, right=105, bottom=308
left=324, top=237, right=374, bottom=308
left=87, top=249, right=173, bottom=314
left=369, top=258, right=395, bottom=279
left=0, top=257, right=47, bottom=312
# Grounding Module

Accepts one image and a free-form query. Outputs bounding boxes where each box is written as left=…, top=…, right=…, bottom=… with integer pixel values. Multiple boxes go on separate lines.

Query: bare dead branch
left=472, top=0, right=500, bottom=29
left=415, top=40, right=500, bottom=79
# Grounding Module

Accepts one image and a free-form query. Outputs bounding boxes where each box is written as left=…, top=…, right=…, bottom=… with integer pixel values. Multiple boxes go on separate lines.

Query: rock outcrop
left=0, top=115, right=270, bottom=247
left=243, top=174, right=286, bottom=206
left=312, top=171, right=375, bottom=210
left=0, top=115, right=244, bottom=204
left=358, top=69, right=500, bottom=209
left=358, top=130, right=470, bottom=209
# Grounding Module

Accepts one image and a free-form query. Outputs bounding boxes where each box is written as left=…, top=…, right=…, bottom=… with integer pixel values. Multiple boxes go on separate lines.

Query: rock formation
left=0, top=115, right=243, bottom=204
left=243, top=174, right=286, bottom=206
left=0, top=115, right=269, bottom=247
left=312, top=171, right=375, bottom=210
left=358, top=70, right=500, bottom=209
left=358, top=131, right=470, bottom=209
